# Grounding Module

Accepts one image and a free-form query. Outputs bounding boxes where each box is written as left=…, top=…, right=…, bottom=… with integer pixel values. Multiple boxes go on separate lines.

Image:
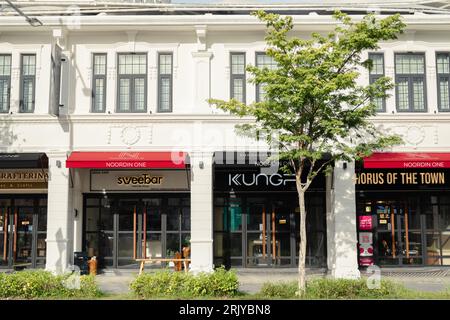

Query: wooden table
left=136, top=258, right=191, bottom=275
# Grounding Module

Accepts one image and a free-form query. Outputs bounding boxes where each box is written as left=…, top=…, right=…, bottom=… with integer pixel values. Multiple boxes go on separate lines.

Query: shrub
left=260, top=281, right=298, bottom=299
left=0, top=270, right=102, bottom=299
left=130, top=267, right=239, bottom=298
left=259, top=278, right=408, bottom=299
left=305, top=278, right=407, bottom=299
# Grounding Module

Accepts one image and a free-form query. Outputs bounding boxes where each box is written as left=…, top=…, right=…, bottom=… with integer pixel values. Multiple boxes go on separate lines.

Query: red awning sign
left=66, top=152, right=187, bottom=169
left=363, top=152, right=450, bottom=169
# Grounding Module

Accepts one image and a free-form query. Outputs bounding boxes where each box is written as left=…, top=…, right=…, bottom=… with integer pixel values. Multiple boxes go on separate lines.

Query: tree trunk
left=297, top=188, right=307, bottom=296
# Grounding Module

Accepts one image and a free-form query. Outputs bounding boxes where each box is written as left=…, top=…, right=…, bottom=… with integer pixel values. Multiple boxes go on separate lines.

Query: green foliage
left=260, top=281, right=298, bottom=298
left=130, top=267, right=239, bottom=298
left=209, top=10, right=406, bottom=184
left=0, top=270, right=102, bottom=299
left=305, top=278, right=407, bottom=299
left=260, top=278, right=410, bottom=299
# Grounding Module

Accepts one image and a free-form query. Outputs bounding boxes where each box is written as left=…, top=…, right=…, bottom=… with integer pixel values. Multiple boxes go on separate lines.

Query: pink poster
left=359, top=215, right=372, bottom=230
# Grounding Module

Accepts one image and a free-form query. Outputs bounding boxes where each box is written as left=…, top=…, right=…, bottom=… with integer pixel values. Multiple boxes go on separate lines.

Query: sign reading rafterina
left=0, top=169, right=48, bottom=189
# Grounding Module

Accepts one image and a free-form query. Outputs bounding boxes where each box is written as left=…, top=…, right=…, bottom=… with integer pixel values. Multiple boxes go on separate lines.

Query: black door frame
left=215, top=192, right=327, bottom=268
left=0, top=195, right=47, bottom=269
left=82, top=193, right=190, bottom=269
left=368, top=200, right=427, bottom=267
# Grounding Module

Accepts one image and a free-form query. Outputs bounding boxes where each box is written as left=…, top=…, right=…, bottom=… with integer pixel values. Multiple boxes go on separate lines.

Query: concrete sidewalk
left=94, top=267, right=450, bottom=295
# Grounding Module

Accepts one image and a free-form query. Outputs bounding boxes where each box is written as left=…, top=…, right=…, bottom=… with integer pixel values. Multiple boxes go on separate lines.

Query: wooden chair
left=174, top=252, right=183, bottom=271
left=182, top=246, right=191, bottom=270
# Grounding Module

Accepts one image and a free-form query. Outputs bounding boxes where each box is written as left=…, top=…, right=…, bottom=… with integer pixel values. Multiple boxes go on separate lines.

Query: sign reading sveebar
left=0, top=169, right=48, bottom=189
left=90, top=170, right=189, bottom=191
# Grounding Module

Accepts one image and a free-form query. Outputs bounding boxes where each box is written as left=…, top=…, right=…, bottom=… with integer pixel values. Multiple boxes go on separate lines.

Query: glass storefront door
left=83, top=194, right=190, bottom=269
left=117, top=199, right=142, bottom=267
left=371, top=202, right=424, bottom=266
left=246, top=199, right=270, bottom=266
left=0, top=197, right=47, bottom=269
left=214, top=194, right=327, bottom=268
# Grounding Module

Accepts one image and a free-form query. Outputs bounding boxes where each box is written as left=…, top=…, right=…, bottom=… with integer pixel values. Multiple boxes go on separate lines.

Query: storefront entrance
left=357, top=195, right=450, bottom=267
left=213, top=152, right=327, bottom=269
left=245, top=199, right=293, bottom=267
left=367, top=201, right=425, bottom=266
left=0, top=196, right=47, bottom=269
left=214, top=193, right=326, bottom=268
left=84, top=194, right=190, bottom=269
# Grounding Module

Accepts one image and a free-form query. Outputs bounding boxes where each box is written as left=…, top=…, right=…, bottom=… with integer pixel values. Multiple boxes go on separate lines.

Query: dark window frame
left=91, top=53, right=107, bottom=113
left=157, top=52, right=173, bottom=113
left=436, top=52, right=450, bottom=112
left=19, top=53, right=36, bottom=113
left=0, top=54, right=11, bottom=113
left=394, top=52, right=427, bottom=113
left=230, top=52, right=246, bottom=104
left=116, top=52, right=148, bottom=113
left=368, top=52, right=386, bottom=113
left=255, top=52, right=277, bottom=103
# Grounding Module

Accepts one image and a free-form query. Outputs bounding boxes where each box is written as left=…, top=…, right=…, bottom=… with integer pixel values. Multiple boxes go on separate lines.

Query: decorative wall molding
left=107, top=124, right=153, bottom=146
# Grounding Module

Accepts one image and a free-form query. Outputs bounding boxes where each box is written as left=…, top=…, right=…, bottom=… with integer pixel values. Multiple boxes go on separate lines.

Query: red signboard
left=359, top=215, right=372, bottom=230
left=359, top=257, right=374, bottom=266
left=66, top=152, right=187, bottom=169
left=363, top=152, right=450, bottom=169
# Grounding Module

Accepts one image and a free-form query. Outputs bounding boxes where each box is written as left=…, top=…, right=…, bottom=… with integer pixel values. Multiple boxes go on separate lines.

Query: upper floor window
left=158, top=53, right=173, bottom=112
left=0, top=54, right=11, bottom=113
left=437, top=53, right=450, bottom=112
left=20, top=54, right=36, bottom=113
left=92, top=53, right=107, bottom=113
left=117, top=53, right=147, bottom=113
left=255, top=53, right=277, bottom=102
left=230, top=52, right=246, bottom=103
left=395, top=53, right=427, bottom=112
left=368, top=53, right=386, bottom=112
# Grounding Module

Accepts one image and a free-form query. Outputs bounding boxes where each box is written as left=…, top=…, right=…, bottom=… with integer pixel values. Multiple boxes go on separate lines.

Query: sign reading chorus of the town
left=355, top=171, right=446, bottom=185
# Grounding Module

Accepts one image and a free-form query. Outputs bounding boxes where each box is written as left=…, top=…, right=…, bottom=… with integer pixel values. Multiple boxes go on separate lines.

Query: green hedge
left=130, top=267, right=239, bottom=298
left=0, top=270, right=102, bottom=299
left=260, top=278, right=409, bottom=299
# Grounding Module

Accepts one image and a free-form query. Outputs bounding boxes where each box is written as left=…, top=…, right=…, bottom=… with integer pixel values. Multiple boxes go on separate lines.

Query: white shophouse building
left=1, top=0, right=450, bottom=278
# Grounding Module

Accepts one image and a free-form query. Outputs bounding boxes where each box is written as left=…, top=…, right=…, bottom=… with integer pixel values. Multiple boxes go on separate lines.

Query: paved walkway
left=94, top=268, right=450, bottom=295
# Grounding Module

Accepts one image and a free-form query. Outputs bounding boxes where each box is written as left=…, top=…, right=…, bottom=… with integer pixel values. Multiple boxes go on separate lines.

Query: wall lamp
left=199, top=161, right=204, bottom=169
left=4, top=0, right=43, bottom=27
left=343, top=162, right=347, bottom=170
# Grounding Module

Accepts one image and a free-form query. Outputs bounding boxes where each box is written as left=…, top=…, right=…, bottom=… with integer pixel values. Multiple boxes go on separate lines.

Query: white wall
left=3, top=13, right=450, bottom=273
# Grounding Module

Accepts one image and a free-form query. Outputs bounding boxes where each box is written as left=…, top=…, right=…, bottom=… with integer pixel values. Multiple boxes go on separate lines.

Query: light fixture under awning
left=66, top=152, right=187, bottom=169
left=363, top=152, right=450, bottom=169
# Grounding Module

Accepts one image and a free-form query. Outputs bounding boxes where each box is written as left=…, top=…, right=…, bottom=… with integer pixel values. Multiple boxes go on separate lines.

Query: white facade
left=2, top=2, right=450, bottom=276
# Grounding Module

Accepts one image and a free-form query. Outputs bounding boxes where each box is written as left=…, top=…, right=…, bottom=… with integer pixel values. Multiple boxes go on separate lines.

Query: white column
left=326, top=172, right=335, bottom=271
left=45, top=153, right=73, bottom=274
left=190, top=151, right=214, bottom=273
left=191, top=51, right=213, bottom=113
left=329, top=161, right=360, bottom=279
left=72, top=169, right=83, bottom=252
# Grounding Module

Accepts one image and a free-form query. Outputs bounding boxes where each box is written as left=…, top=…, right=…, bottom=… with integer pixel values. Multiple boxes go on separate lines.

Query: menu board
left=359, top=215, right=373, bottom=230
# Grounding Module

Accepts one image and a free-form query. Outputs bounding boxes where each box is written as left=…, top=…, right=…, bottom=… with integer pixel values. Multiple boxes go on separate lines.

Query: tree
left=209, top=10, right=406, bottom=295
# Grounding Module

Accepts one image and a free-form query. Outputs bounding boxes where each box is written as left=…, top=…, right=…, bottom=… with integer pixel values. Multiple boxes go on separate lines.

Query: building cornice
left=2, top=14, right=450, bottom=32
left=0, top=113, right=256, bottom=124
left=3, top=113, right=450, bottom=124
